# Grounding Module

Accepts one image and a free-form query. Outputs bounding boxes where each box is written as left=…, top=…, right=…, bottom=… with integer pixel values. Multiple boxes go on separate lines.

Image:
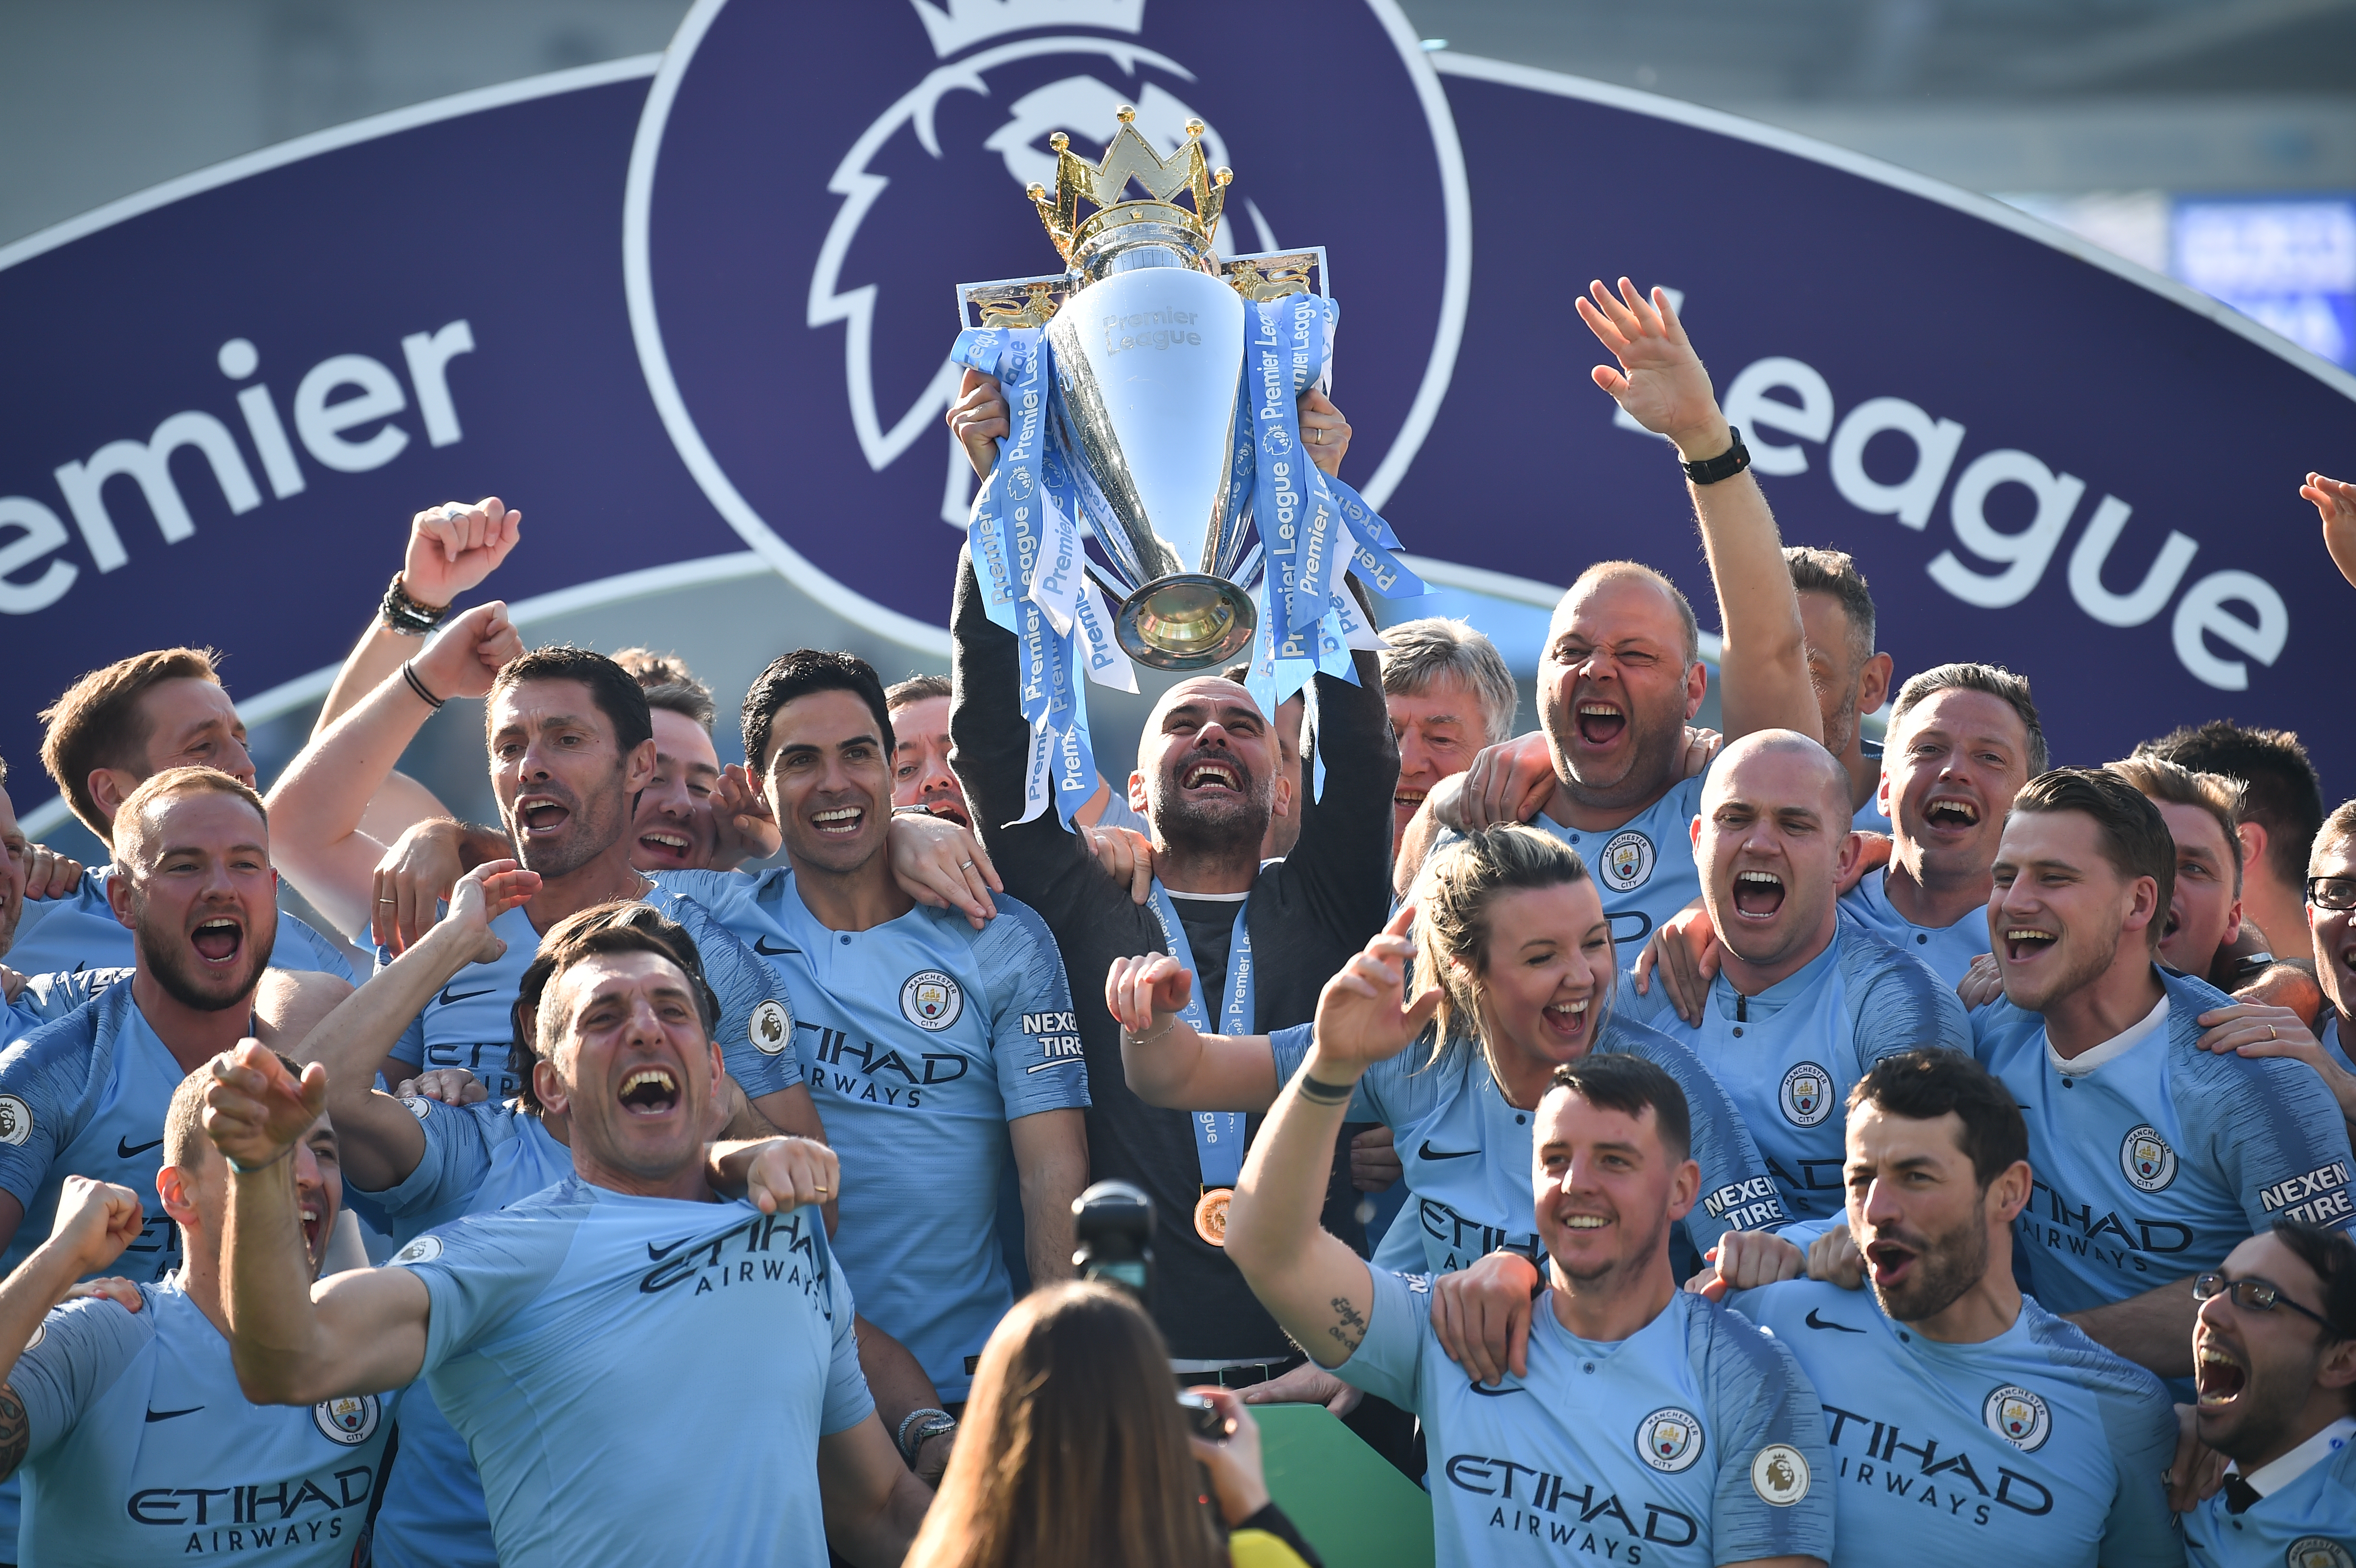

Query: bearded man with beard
left=949, top=560, right=1398, bottom=1386
left=1719, top=1050, right=2182, bottom=1568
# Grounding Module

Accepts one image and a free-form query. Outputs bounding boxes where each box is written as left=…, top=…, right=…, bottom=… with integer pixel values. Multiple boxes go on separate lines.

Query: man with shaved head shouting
left=949, top=476, right=1397, bottom=1392
left=1618, top=730, right=1970, bottom=1228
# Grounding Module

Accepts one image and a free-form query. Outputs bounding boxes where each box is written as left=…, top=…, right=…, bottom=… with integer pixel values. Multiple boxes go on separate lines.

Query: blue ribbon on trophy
left=950, top=108, right=1426, bottom=828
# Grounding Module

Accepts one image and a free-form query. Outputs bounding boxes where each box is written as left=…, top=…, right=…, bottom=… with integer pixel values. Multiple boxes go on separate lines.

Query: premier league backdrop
left=4, top=0, right=2352, bottom=816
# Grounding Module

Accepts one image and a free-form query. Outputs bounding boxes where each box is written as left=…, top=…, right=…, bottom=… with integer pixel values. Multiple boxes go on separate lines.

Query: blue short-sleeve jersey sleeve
left=2183, top=1040, right=2355, bottom=1235
left=818, top=1235, right=874, bottom=1437
left=1694, top=1303, right=1837, bottom=1564
left=356, top=1099, right=513, bottom=1220
left=976, top=898, right=1090, bottom=1119
left=2027, top=1310, right=2183, bottom=1565
left=1603, top=1014, right=1790, bottom=1240
left=395, top=1189, right=588, bottom=1374
left=1839, top=920, right=1973, bottom=1064
left=0, top=1006, right=104, bottom=1208
left=1331, top=1264, right=1429, bottom=1410
left=10, top=1289, right=156, bottom=1460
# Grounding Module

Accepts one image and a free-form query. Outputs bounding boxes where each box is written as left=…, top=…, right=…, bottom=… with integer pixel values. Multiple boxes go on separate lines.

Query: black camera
left=1072, top=1180, right=1155, bottom=1299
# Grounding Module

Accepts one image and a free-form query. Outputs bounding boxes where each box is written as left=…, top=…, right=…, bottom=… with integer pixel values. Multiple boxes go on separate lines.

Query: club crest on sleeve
left=1983, top=1384, right=2051, bottom=1450
left=0, top=1093, right=33, bottom=1145
left=1635, top=1406, right=1705, bottom=1473
left=2120, top=1125, right=2177, bottom=1192
left=1779, top=1063, right=1834, bottom=1127
left=750, top=998, right=794, bottom=1055
left=1599, top=829, right=1655, bottom=893
left=313, top=1393, right=381, bottom=1446
left=1750, top=1443, right=1810, bottom=1506
left=900, top=970, right=963, bottom=1032
left=401, top=1096, right=432, bottom=1121
left=390, top=1234, right=444, bottom=1267
left=2287, top=1537, right=2355, bottom=1568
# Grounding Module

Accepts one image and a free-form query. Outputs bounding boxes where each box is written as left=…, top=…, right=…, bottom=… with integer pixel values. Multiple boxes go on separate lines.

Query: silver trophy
left=958, top=109, right=1326, bottom=670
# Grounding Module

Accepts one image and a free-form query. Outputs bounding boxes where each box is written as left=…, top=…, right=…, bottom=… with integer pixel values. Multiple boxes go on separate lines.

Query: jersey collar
left=1711, top=922, right=1842, bottom=1021
left=2047, top=991, right=2169, bottom=1078
left=2230, top=1414, right=2355, bottom=1496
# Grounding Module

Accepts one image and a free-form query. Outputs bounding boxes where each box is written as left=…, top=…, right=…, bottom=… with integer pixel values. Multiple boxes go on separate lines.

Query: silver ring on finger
left=960, top=859, right=974, bottom=870
left=377, top=897, right=398, bottom=904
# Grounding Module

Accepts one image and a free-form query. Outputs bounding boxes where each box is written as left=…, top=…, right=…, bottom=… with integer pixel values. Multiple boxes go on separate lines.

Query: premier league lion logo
left=1749, top=1444, right=1810, bottom=1506
left=1636, top=1406, right=1704, bottom=1472
left=2120, top=1124, right=2177, bottom=1192
left=750, top=997, right=794, bottom=1055
left=901, top=969, right=965, bottom=1031
left=313, top=1393, right=382, bottom=1447
left=0, top=1094, right=29, bottom=1147
left=624, top=0, right=1462, bottom=636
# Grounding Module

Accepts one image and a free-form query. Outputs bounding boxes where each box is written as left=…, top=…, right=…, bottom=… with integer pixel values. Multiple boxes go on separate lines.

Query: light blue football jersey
left=1492, top=773, right=1709, bottom=949
left=2320, top=1014, right=2355, bottom=1079
left=379, top=881, right=805, bottom=1107
left=1270, top=1016, right=1787, bottom=1278
left=1620, top=915, right=1972, bottom=1221
left=1972, top=969, right=2355, bottom=1318
left=349, top=1099, right=570, bottom=1568
left=391, top=1179, right=872, bottom=1568
left=0, top=985, right=206, bottom=1282
left=2183, top=1417, right=2355, bottom=1568
left=1852, top=740, right=1892, bottom=836
left=3, top=964, right=131, bottom=1043
left=698, top=870, right=1089, bottom=1398
left=1731, top=1278, right=2182, bottom=1567
left=11, top=1274, right=397, bottom=1568
left=8, top=865, right=357, bottom=982
left=1840, top=870, right=1988, bottom=989
left=1337, top=1268, right=1833, bottom=1568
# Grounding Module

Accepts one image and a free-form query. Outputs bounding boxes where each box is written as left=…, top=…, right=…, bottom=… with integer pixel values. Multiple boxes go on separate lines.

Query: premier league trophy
left=951, top=109, right=1423, bottom=826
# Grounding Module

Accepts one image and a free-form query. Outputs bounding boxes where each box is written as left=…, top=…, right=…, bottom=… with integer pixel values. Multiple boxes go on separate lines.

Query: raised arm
left=1578, top=279, right=1817, bottom=745
left=265, top=600, right=521, bottom=936
left=0, top=1176, right=144, bottom=1478
left=1280, top=585, right=1399, bottom=928
left=1106, top=953, right=1280, bottom=1110
left=296, top=863, right=539, bottom=1193
left=1222, top=911, right=1439, bottom=1368
left=315, top=498, right=523, bottom=735
left=205, top=1044, right=431, bottom=1404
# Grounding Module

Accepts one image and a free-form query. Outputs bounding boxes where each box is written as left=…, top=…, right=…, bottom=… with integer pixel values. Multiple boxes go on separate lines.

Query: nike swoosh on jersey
left=1466, top=1380, right=1527, bottom=1396
left=1418, top=1141, right=1479, bottom=1161
left=1805, top=1308, right=1865, bottom=1333
left=753, top=936, right=797, bottom=957
left=145, top=1405, right=203, bottom=1422
left=438, top=985, right=498, bottom=1007
left=117, top=1136, right=165, bottom=1158
left=646, top=1235, right=697, bottom=1261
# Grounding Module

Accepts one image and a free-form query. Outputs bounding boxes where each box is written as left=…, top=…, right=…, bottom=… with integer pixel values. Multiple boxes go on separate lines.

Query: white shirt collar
left=2049, top=993, right=2170, bottom=1077
left=1164, top=887, right=1250, bottom=903
left=2230, top=1414, right=2356, bottom=1496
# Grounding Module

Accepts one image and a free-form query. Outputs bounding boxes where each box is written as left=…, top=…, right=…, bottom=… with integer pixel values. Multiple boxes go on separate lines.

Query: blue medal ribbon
left=1146, top=885, right=1254, bottom=1189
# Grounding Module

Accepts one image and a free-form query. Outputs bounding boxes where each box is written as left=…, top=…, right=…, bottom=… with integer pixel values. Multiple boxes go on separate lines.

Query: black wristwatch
left=1681, top=426, right=1751, bottom=486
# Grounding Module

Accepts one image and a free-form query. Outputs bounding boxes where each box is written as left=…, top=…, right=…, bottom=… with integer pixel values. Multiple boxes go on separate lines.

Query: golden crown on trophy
left=1025, top=107, right=1231, bottom=266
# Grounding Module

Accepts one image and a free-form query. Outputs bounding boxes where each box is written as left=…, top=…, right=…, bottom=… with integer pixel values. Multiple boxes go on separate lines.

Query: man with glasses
left=2200, top=802, right=2356, bottom=1147
left=2181, top=1222, right=2356, bottom=1566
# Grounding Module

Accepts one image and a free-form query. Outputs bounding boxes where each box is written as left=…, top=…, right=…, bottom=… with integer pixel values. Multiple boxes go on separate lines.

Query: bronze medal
left=1193, top=1187, right=1234, bottom=1247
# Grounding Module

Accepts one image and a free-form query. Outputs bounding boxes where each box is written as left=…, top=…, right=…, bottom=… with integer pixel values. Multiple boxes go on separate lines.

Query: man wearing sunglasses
left=2182, top=1221, right=2356, bottom=1566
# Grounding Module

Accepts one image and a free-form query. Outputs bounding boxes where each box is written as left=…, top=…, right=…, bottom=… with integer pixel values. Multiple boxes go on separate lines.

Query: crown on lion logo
left=908, top=0, right=1144, bottom=58
left=1026, top=107, right=1230, bottom=265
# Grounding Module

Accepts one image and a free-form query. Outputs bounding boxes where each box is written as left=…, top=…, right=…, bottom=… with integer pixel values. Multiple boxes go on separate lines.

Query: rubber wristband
left=1297, top=1073, right=1357, bottom=1105
left=401, top=661, right=446, bottom=711
left=223, top=1149, right=293, bottom=1176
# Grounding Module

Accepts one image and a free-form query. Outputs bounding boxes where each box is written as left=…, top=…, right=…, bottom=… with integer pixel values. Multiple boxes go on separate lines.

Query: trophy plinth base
left=1116, top=575, right=1258, bottom=672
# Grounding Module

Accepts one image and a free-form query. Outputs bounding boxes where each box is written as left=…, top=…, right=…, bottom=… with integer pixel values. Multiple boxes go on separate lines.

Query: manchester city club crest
left=1780, top=1062, right=1835, bottom=1127
left=313, top=1393, right=381, bottom=1447
left=750, top=997, right=795, bottom=1055
left=1599, top=828, right=1656, bottom=893
left=622, top=0, right=1464, bottom=640
left=2287, top=1538, right=2356, bottom=1568
left=1749, top=1443, right=1810, bottom=1506
left=901, top=969, right=965, bottom=1031
left=0, top=1093, right=31, bottom=1146
left=1635, top=1406, right=1705, bottom=1473
left=2120, top=1124, right=2178, bottom=1192
left=1983, top=1383, right=2051, bottom=1451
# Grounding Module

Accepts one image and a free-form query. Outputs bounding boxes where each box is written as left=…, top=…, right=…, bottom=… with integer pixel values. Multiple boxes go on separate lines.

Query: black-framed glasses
left=2193, top=1271, right=2337, bottom=1334
left=2306, top=875, right=2356, bottom=912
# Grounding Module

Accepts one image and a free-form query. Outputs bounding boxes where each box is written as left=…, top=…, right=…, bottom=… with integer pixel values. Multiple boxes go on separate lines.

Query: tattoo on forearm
left=1325, top=1296, right=1368, bottom=1355
left=0, top=1384, right=28, bottom=1479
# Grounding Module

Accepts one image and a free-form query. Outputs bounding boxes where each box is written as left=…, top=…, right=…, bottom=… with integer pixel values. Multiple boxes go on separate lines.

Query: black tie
left=2221, top=1474, right=2263, bottom=1515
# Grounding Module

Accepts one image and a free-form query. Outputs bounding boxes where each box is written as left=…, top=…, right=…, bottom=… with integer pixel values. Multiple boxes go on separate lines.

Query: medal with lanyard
left=1146, top=886, right=1254, bottom=1246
